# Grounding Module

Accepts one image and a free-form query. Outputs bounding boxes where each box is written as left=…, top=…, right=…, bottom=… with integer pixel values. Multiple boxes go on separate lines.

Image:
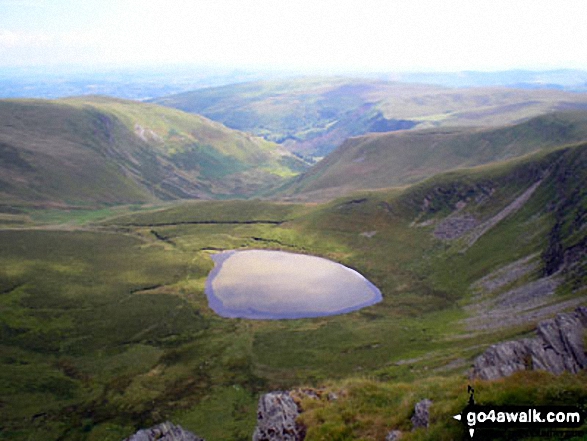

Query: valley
left=0, top=97, right=307, bottom=207
left=1, top=79, right=587, bottom=440
left=153, top=78, right=587, bottom=159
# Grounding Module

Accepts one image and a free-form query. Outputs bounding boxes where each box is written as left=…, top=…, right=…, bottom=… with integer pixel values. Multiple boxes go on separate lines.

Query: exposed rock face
left=472, top=307, right=587, bottom=380
left=464, top=253, right=587, bottom=332
left=464, top=179, right=543, bottom=249
left=431, top=178, right=541, bottom=245
left=411, top=399, right=432, bottom=429
left=123, top=421, right=204, bottom=441
left=253, top=391, right=305, bottom=441
left=471, top=254, right=539, bottom=295
left=434, top=214, right=479, bottom=240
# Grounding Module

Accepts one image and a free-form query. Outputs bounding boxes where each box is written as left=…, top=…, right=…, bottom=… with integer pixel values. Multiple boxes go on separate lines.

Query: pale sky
left=1, top=0, right=586, bottom=73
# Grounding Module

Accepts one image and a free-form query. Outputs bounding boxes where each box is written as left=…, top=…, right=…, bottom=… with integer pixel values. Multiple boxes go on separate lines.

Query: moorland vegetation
left=1, top=80, right=587, bottom=440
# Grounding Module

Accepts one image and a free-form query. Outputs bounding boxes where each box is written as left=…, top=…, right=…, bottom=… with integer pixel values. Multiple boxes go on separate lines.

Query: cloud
left=0, top=30, right=52, bottom=49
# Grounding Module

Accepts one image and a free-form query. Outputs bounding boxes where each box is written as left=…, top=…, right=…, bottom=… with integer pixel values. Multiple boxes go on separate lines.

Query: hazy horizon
left=1, top=0, right=587, bottom=74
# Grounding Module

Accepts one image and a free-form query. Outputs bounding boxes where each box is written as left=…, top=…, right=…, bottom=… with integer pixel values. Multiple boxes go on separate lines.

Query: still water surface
left=205, top=250, right=382, bottom=319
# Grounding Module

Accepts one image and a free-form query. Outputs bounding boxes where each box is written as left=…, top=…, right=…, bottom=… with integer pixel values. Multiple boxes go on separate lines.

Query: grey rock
left=471, top=254, right=539, bottom=296
left=471, top=339, right=534, bottom=380
left=327, top=392, right=339, bottom=402
left=434, top=214, right=479, bottom=240
left=496, top=277, right=560, bottom=309
left=253, top=391, right=305, bottom=441
left=296, top=388, right=321, bottom=400
left=411, top=399, right=432, bottom=429
left=472, top=306, right=587, bottom=380
left=123, top=421, right=204, bottom=441
left=385, top=429, right=403, bottom=440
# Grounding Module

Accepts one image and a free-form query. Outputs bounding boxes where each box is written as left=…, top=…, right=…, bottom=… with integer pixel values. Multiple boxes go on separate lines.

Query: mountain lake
left=205, top=249, right=382, bottom=319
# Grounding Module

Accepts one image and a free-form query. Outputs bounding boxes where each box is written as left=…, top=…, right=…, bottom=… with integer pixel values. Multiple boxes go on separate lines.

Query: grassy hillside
left=1, top=142, right=586, bottom=440
left=153, top=78, right=587, bottom=158
left=279, top=111, right=587, bottom=200
left=0, top=97, right=308, bottom=208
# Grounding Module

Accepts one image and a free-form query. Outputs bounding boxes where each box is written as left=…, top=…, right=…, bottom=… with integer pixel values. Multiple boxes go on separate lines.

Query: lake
left=205, top=249, right=382, bottom=319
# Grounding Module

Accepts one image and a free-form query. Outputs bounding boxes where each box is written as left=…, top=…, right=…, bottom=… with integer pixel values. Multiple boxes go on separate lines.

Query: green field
left=2, top=143, right=587, bottom=440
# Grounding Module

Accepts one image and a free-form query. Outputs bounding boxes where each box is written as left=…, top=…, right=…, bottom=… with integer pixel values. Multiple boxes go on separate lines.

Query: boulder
left=411, top=399, right=432, bottom=429
left=385, top=429, right=403, bottom=440
left=472, top=306, right=587, bottom=380
left=123, top=421, right=204, bottom=441
left=252, top=391, right=305, bottom=441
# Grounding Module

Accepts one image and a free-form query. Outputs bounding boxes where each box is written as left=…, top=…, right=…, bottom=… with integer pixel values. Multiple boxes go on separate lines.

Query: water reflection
left=205, top=250, right=382, bottom=319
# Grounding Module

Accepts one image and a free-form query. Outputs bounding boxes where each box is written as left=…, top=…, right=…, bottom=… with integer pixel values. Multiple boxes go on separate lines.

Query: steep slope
left=153, top=78, right=587, bottom=158
left=0, top=97, right=308, bottom=207
left=279, top=111, right=587, bottom=200
left=285, top=144, right=587, bottom=440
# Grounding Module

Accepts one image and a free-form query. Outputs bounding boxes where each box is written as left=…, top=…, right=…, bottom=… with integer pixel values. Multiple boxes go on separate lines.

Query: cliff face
left=472, top=307, right=587, bottom=380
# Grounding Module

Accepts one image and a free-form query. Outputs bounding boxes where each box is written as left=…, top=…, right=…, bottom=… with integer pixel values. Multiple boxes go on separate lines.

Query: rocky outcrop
left=385, top=429, right=403, bottom=440
left=433, top=214, right=479, bottom=240
left=471, top=254, right=539, bottom=295
left=472, top=306, right=587, bottom=380
left=123, top=421, right=204, bottom=441
left=384, top=398, right=432, bottom=439
left=252, top=391, right=305, bottom=441
left=411, top=399, right=432, bottom=429
left=463, top=252, right=587, bottom=332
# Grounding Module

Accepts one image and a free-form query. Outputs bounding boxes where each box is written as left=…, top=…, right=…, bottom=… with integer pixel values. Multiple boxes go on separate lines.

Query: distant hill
left=153, top=78, right=587, bottom=158
left=0, top=65, right=270, bottom=100
left=0, top=97, right=308, bottom=208
left=2, top=67, right=586, bottom=100
left=389, top=69, right=587, bottom=91
left=278, top=111, right=587, bottom=200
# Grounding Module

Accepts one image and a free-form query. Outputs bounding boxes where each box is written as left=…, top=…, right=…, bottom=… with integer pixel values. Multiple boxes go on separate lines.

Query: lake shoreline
left=204, top=249, right=382, bottom=320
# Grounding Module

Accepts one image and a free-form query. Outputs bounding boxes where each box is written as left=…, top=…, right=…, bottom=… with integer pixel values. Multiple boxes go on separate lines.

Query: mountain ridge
left=277, top=111, right=587, bottom=200
left=0, top=96, right=308, bottom=208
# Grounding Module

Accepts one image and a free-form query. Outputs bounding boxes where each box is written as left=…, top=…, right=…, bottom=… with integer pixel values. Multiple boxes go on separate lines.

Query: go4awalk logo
left=452, top=386, right=586, bottom=438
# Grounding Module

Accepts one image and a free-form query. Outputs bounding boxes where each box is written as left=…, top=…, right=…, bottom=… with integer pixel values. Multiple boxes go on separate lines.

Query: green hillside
left=279, top=111, right=587, bottom=200
left=1, top=141, right=586, bottom=440
left=0, top=97, right=308, bottom=208
left=153, top=78, right=587, bottom=158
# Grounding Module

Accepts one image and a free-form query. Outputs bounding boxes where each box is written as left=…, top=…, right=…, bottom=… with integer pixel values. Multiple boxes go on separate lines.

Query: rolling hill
left=0, top=96, right=308, bottom=208
left=153, top=78, right=587, bottom=158
left=278, top=111, right=587, bottom=200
